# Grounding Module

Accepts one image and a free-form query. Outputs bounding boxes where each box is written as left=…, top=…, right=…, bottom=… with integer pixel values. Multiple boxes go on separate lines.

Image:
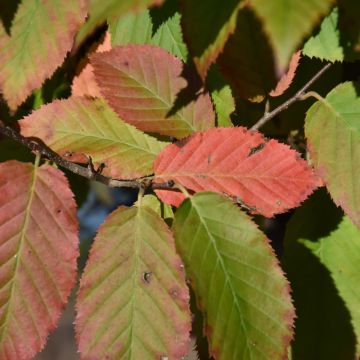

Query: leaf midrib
left=0, top=164, right=38, bottom=343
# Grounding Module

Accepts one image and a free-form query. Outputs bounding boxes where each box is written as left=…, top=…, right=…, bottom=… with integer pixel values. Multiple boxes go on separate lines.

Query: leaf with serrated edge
left=91, top=44, right=215, bottom=138
left=173, top=192, right=294, bottom=359
left=303, top=6, right=360, bottom=62
left=0, top=161, right=78, bottom=359
left=270, top=51, right=301, bottom=97
left=218, top=8, right=276, bottom=102
left=76, top=204, right=191, bottom=359
left=180, top=0, right=243, bottom=79
left=305, top=81, right=360, bottom=228
left=283, top=189, right=360, bottom=358
left=0, top=0, right=86, bottom=110
left=76, top=0, right=163, bottom=45
left=109, top=10, right=153, bottom=47
left=72, top=32, right=112, bottom=98
left=154, top=127, right=319, bottom=217
left=20, top=97, right=167, bottom=179
left=249, top=0, right=333, bottom=73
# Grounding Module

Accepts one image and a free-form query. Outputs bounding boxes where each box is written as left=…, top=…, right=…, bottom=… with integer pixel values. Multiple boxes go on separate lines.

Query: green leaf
left=250, top=0, right=333, bottom=72
left=173, top=192, right=295, bottom=359
left=207, top=67, right=235, bottom=127
left=109, top=10, right=153, bottom=46
left=0, top=0, right=86, bottom=110
left=303, top=7, right=360, bottom=62
left=76, top=204, right=191, bottom=359
left=110, top=9, right=187, bottom=62
left=180, top=0, right=243, bottom=79
left=151, top=12, right=188, bottom=62
left=283, top=189, right=360, bottom=358
left=20, top=97, right=167, bottom=179
left=136, top=194, right=174, bottom=221
left=76, top=0, right=164, bottom=45
left=305, top=81, right=360, bottom=228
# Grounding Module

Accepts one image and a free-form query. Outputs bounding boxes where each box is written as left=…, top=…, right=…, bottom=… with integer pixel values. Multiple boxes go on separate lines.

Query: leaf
left=303, top=7, right=360, bottom=62
left=20, top=97, right=166, bottom=179
left=305, top=81, right=360, bottom=227
left=75, top=204, right=191, bottom=359
left=135, top=194, right=174, bottom=221
left=110, top=9, right=188, bottom=62
left=270, top=51, right=301, bottom=97
left=217, top=7, right=277, bottom=102
left=109, top=9, right=153, bottom=46
left=76, top=0, right=164, bottom=45
left=180, top=0, right=243, bottom=79
left=154, top=127, right=319, bottom=217
left=207, top=67, right=235, bottom=127
left=0, top=160, right=78, bottom=359
left=0, top=0, right=86, bottom=110
left=283, top=189, right=360, bottom=358
left=249, top=0, right=333, bottom=73
left=173, top=192, right=295, bottom=359
left=72, top=32, right=112, bottom=98
left=91, top=44, right=215, bottom=138
left=151, top=12, right=188, bottom=62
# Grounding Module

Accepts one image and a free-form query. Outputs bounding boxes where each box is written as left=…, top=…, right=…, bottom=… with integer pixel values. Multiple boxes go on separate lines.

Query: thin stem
left=0, top=122, right=175, bottom=192
left=251, top=62, right=332, bottom=131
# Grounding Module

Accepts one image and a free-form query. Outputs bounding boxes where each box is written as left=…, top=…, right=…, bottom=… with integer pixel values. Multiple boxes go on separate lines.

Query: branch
left=251, top=62, right=332, bottom=131
left=0, top=122, right=173, bottom=191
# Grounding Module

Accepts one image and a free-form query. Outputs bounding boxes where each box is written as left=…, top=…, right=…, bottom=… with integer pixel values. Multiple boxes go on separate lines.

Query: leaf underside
left=91, top=44, right=215, bottom=138
left=76, top=205, right=191, bottom=359
left=305, top=81, right=360, bottom=227
left=180, top=0, right=242, bottom=79
left=0, top=0, right=86, bottom=110
left=173, top=192, right=295, bottom=359
left=0, top=161, right=78, bottom=360
left=218, top=8, right=276, bottom=102
left=20, top=97, right=167, bottom=179
left=154, top=127, right=319, bottom=217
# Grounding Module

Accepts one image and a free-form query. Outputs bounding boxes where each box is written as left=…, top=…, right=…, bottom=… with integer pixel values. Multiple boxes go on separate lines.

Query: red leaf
left=154, top=127, right=319, bottom=217
left=91, top=44, right=215, bottom=138
left=270, top=51, right=301, bottom=97
left=0, top=161, right=78, bottom=359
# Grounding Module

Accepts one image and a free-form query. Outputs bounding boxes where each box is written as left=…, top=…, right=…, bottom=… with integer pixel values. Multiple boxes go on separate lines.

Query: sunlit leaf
left=76, top=204, right=191, bottom=359
left=91, top=44, right=215, bottom=138
left=0, top=0, right=86, bottom=110
left=20, top=97, right=166, bottom=179
left=305, top=81, right=360, bottom=227
left=0, top=161, right=78, bottom=359
left=154, top=127, right=319, bottom=217
left=173, top=192, right=295, bottom=359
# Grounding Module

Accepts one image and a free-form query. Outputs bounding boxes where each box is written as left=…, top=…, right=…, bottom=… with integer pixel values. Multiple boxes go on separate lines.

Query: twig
left=0, top=123, right=174, bottom=191
left=251, top=63, right=332, bottom=131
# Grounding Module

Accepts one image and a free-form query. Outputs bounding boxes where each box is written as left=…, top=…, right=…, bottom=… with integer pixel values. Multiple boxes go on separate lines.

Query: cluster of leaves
left=0, top=0, right=360, bottom=359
